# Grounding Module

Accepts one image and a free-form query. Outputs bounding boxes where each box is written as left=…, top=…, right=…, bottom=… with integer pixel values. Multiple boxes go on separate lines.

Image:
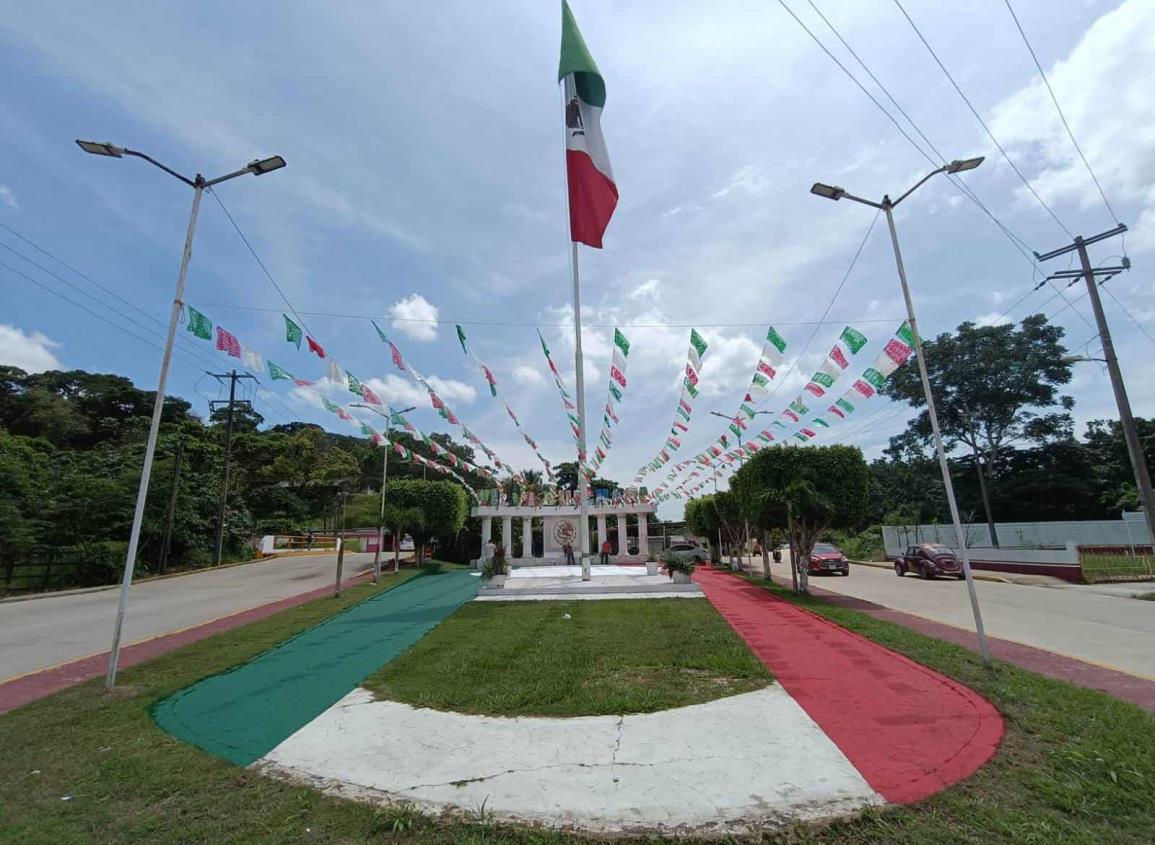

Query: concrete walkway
left=257, top=686, right=882, bottom=834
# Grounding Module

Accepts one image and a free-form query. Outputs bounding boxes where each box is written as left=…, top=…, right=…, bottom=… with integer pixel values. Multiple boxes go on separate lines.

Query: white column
left=480, top=517, right=492, bottom=546
left=596, top=515, right=607, bottom=559
left=501, top=516, right=513, bottom=559
left=638, top=513, right=649, bottom=558
left=617, top=514, right=628, bottom=559
left=521, top=517, right=532, bottom=560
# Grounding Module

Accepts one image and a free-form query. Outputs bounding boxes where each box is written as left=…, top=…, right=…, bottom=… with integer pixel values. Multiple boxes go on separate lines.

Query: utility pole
left=209, top=370, right=256, bottom=566
left=157, top=432, right=185, bottom=575
left=1035, top=224, right=1154, bottom=544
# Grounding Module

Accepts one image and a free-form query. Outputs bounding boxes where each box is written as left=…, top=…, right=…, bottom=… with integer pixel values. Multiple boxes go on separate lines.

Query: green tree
left=380, top=504, right=425, bottom=572
left=881, top=314, right=1073, bottom=546
left=733, top=445, right=869, bottom=593
left=684, top=495, right=721, bottom=562
left=383, top=480, right=468, bottom=565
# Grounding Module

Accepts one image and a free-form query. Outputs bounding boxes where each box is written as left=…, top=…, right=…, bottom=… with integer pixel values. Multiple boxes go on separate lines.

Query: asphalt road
left=0, top=552, right=391, bottom=682
left=751, top=555, right=1155, bottom=680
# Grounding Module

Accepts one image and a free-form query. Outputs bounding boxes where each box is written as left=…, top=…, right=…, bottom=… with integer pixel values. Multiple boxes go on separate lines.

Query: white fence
left=882, top=514, right=1150, bottom=558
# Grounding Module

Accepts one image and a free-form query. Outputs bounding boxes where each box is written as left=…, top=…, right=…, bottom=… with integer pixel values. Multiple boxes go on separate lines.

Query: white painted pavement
left=256, top=687, right=883, bottom=834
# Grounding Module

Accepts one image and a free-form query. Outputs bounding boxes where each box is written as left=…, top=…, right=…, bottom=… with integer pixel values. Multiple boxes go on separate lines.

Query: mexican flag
left=560, top=1, right=617, bottom=248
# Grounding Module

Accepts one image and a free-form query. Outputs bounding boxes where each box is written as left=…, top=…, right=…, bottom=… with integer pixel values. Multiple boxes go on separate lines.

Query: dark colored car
left=894, top=544, right=964, bottom=580
left=808, top=542, right=849, bottom=576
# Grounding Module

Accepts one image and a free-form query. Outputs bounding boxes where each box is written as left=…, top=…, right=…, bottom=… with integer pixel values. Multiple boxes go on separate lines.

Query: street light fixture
left=810, top=157, right=992, bottom=664
left=79, top=140, right=286, bottom=690
left=248, top=155, right=287, bottom=175
left=75, top=140, right=125, bottom=157
left=351, top=402, right=416, bottom=580
left=1062, top=355, right=1108, bottom=365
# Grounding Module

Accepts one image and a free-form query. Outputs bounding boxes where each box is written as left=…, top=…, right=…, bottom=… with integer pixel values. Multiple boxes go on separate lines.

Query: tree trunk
left=760, top=528, right=771, bottom=580
left=973, top=447, right=1000, bottom=547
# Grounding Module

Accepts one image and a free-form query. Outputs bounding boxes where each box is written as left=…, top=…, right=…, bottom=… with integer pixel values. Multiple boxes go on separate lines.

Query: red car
left=894, top=544, right=964, bottom=580
left=808, top=542, right=849, bottom=576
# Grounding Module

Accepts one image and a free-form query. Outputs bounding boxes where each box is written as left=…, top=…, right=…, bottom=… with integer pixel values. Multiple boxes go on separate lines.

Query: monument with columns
left=473, top=498, right=656, bottom=566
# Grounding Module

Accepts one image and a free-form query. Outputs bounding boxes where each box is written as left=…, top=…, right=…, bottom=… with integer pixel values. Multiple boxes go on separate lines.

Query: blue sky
left=2, top=0, right=1154, bottom=519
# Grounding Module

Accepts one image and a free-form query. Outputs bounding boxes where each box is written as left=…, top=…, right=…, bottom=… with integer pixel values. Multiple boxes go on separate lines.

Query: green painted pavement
left=153, top=570, right=480, bottom=765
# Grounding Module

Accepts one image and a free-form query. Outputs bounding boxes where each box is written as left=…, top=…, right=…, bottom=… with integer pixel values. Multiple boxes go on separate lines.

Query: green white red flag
left=560, top=1, right=617, bottom=249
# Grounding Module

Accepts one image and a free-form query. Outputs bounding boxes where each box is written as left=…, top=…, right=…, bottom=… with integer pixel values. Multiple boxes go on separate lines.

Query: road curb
left=850, top=559, right=1012, bottom=584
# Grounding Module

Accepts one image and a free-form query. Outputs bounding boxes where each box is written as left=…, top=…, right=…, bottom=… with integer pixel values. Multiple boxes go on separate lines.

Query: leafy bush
left=482, top=544, right=507, bottom=579
left=659, top=550, right=695, bottom=577
left=826, top=526, right=885, bottom=561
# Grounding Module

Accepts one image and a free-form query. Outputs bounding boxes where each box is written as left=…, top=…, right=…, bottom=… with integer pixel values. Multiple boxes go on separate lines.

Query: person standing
left=600, top=538, right=611, bottom=565
left=563, top=541, right=576, bottom=567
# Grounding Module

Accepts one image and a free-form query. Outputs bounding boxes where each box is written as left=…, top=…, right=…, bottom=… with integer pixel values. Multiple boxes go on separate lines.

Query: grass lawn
left=363, top=598, right=772, bottom=716
left=1080, top=552, right=1155, bottom=582
left=2, top=567, right=1154, bottom=844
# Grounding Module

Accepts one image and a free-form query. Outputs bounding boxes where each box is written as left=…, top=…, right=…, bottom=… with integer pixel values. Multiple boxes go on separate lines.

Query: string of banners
left=635, top=328, right=709, bottom=482
left=788, top=321, right=914, bottom=442
left=182, top=306, right=482, bottom=494
left=537, top=329, right=594, bottom=478
left=650, top=325, right=787, bottom=499
left=454, top=323, right=553, bottom=479
left=371, top=321, right=516, bottom=478
left=589, top=328, right=631, bottom=472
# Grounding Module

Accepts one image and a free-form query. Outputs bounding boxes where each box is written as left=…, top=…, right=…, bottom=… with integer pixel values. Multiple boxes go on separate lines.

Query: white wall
left=882, top=515, right=1149, bottom=558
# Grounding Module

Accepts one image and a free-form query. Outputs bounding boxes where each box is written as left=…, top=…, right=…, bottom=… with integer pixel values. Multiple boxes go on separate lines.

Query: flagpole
left=570, top=241, right=592, bottom=581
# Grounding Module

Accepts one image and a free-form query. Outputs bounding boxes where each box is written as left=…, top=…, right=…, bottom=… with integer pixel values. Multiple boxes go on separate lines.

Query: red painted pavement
left=695, top=568, right=1004, bottom=804
left=0, top=574, right=373, bottom=716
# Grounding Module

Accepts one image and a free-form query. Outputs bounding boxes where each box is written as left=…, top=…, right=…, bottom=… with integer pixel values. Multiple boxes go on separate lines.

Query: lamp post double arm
left=77, top=140, right=286, bottom=689
left=810, top=158, right=991, bottom=664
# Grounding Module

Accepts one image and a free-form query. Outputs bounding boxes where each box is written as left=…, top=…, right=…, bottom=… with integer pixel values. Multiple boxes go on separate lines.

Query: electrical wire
left=207, top=188, right=317, bottom=339
left=1002, top=0, right=1121, bottom=226
left=891, top=0, right=1074, bottom=239
left=778, top=0, right=1044, bottom=272
left=1102, top=285, right=1155, bottom=350
left=186, top=300, right=907, bottom=331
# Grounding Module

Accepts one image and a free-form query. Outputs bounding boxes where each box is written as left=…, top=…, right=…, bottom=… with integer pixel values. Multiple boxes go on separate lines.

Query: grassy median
left=363, top=598, right=772, bottom=716
left=2, top=569, right=1154, bottom=843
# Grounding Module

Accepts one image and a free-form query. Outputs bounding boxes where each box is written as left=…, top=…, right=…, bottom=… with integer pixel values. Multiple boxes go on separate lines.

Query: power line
left=891, top=0, right=1074, bottom=239
left=186, top=300, right=906, bottom=331
left=779, top=0, right=1044, bottom=271
left=1002, top=0, right=1121, bottom=226
left=1102, top=285, right=1155, bottom=350
left=207, top=188, right=316, bottom=339
left=0, top=226, right=298, bottom=426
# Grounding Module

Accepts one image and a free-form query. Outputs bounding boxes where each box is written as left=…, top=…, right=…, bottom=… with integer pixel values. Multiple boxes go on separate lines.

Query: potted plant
left=645, top=552, right=659, bottom=577
left=482, top=544, right=507, bottom=588
left=659, top=550, right=696, bottom=584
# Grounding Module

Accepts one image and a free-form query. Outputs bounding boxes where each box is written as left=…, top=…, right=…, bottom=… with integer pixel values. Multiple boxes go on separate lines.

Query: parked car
left=894, top=544, right=964, bottom=579
left=667, top=541, right=709, bottom=563
left=398, top=535, right=415, bottom=552
left=808, top=542, right=849, bottom=576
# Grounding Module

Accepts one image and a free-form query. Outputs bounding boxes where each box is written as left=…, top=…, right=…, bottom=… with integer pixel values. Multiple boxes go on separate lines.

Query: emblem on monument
left=553, top=519, right=577, bottom=546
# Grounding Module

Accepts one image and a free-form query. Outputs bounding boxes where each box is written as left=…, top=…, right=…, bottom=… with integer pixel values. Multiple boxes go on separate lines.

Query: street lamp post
left=810, top=157, right=992, bottom=664
left=351, top=402, right=416, bottom=580
left=77, top=140, right=286, bottom=690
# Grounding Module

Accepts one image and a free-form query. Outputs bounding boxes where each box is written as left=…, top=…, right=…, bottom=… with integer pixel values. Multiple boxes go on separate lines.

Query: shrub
left=659, top=550, right=695, bottom=577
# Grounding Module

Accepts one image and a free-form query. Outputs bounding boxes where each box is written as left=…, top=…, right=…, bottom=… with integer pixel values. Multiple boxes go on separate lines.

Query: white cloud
left=629, top=279, right=661, bottom=300
left=0, top=324, right=60, bottom=372
left=0, top=185, right=17, bottom=210
left=974, top=312, right=1013, bottom=328
left=388, top=293, right=439, bottom=341
left=988, top=0, right=1155, bottom=234
left=427, top=376, right=477, bottom=404
left=512, top=364, right=543, bottom=385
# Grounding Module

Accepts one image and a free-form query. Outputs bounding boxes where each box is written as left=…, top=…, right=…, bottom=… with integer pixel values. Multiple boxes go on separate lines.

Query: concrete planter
left=671, top=571, right=692, bottom=584
left=484, top=574, right=507, bottom=588
left=645, top=561, right=659, bottom=576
